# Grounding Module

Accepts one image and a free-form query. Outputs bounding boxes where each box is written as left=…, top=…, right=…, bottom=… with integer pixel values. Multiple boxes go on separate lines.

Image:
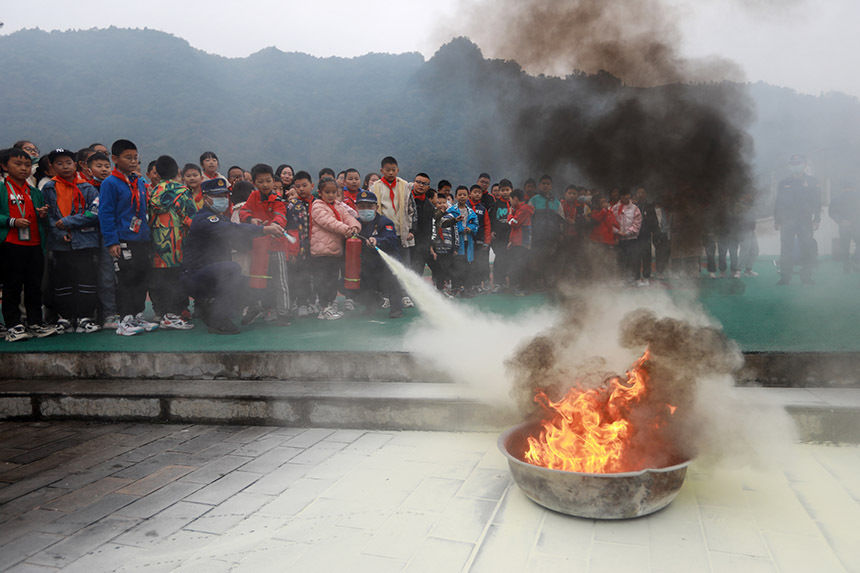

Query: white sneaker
left=28, top=324, right=59, bottom=338
left=732, top=270, right=741, bottom=279
left=103, top=314, right=120, bottom=329
left=160, top=313, right=194, bottom=330
left=381, top=297, right=390, bottom=308
left=56, top=318, right=72, bottom=335
left=5, top=324, right=32, bottom=342
left=317, top=305, right=343, bottom=320
left=75, top=318, right=101, bottom=334
left=343, top=298, right=355, bottom=311
left=134, top=313, right=159, bottom=332
left=402, top=296, right=414, bottom=308
left=116, top=315, right=144, bottom=336
left=636, top=279, right=649, bottom=287
left=744, top=270, right=758, bottom=277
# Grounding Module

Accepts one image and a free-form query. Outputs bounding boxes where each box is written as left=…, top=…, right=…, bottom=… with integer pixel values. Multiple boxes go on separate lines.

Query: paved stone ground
left=0, top=421, right=857, bottom=572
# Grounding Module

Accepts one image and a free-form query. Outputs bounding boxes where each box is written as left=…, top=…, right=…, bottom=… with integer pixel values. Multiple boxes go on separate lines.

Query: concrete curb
left=2, top=350, right=859, bottom=386
left=0, top=380, right=858, bottom=442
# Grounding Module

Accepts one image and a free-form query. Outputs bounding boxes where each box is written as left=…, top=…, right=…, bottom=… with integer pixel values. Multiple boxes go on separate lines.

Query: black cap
left=48, top=148, right=76, bottom=163
left=201, top=177, right=229, bottom=196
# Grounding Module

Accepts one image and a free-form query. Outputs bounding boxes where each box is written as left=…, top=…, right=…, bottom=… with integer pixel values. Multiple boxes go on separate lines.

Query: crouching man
left=181, top=178, right=283, bottom=334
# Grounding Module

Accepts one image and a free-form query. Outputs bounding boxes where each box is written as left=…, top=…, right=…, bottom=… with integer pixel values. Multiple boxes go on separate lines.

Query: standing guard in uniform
left=774, top=154, right=821, bottom=285
left=181, top=178, right=284, bottom=334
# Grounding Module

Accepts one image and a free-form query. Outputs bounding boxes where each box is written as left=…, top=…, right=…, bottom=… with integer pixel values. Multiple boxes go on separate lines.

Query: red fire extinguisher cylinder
left=344, top=236, right=362, bottom=290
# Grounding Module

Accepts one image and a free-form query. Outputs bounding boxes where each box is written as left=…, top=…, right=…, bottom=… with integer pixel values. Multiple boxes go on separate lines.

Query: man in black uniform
left=181, top=178, right=283, bottom=333
left=774, top=154, right=821, bottom=285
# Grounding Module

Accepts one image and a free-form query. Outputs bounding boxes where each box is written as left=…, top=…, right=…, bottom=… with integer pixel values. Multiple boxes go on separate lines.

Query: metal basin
left=499, top=421, right=691, bottom=519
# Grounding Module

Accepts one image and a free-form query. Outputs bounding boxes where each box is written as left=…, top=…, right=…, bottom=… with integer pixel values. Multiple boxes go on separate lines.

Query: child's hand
left=63, top=234, right=71, bottom=243
left=36, top=205, right=49, bottom=218
left=251, top=218, right=263, bottom=226
left=13, top=218, right=30, bottom=228
left=109, top=244, right=121, bottom=258
left=263, top=223, right=284, bottom=236
left=431, top=250, right=437, bottom=260
left=348, top=226, right=360, bottom=236
left=55, top=220, right=66, bottom=230
left=367, top=237, right=377, bottom=247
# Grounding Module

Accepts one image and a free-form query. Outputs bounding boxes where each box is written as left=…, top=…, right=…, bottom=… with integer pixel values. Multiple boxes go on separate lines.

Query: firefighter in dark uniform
left=774, top=154, right=821, bottom=285
left=181, top=178, right=284, bottom=333
left=354, top=190, right=404, bottom=318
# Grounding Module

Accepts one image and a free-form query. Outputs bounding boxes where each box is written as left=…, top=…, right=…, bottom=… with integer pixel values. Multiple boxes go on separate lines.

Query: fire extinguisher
left=344, top=236, right=362, bottom=290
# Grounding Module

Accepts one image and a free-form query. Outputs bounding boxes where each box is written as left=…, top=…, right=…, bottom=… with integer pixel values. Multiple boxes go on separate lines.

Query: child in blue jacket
left=97, top=139, right=156, bottom=336
left=447, top=186, right=478, bottom=296
left=42, top=148, right=101, bottom=333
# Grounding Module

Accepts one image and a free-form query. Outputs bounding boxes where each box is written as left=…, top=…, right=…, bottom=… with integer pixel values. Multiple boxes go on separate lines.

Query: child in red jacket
left=507, top=189, right=535, bottom=295
left=239, top=163, right=289, bottom=325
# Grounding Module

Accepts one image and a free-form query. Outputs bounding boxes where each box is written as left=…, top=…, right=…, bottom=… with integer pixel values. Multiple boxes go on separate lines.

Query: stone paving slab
left=0, top=421, right=856, bottom=572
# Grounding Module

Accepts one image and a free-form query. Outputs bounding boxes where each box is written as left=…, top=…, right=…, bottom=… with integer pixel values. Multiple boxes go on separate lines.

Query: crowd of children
left=0, top=138, right=762, bottom=340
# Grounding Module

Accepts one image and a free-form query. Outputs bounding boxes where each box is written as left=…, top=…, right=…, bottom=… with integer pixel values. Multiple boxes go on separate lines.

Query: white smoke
left=380, top=249, right=796, bottom=469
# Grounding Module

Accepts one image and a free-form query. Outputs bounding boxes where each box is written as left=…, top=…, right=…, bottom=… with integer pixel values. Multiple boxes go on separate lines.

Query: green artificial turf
left=0, top=257, right=856, bottom=353
left=693, top=257, right=858, bottom=352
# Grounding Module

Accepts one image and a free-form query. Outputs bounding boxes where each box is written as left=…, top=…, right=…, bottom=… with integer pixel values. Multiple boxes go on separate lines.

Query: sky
left=2, top=0, right=859, bottom=97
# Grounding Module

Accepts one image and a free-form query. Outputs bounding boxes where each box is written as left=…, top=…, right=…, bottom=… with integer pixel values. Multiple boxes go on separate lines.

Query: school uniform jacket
left=468, top=199, right=492, bottom=245
left=239, top=189, right=290, bottom=253
left=590, top=207, right=619, bottom=245
left=0, top=179, right=48, bottom=248
left=42, top=177, right=100, bottom=251
left=98, top=172, right=151, bottom=246
left=447, top=204, right=479, bottom=262
left=431, top=210, right=459, bottom=255
left=370, top=177, right=417, bottom=248
left=507, top=203, right=535, bottom=248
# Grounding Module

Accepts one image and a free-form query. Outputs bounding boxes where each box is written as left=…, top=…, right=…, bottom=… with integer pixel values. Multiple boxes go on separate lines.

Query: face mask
left=211, top=197, right=229, bottom=213
left=790, top=164, right=805, bottom=175
left=358, top=209, right=376, bottom=222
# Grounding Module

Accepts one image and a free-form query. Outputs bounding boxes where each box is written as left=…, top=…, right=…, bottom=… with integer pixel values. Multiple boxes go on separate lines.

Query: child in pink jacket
left=310, top=176, right=360, bottom=319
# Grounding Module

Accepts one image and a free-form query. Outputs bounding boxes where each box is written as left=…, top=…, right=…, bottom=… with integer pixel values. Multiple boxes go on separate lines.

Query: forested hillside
left=2, top=27, right=859, bottom=189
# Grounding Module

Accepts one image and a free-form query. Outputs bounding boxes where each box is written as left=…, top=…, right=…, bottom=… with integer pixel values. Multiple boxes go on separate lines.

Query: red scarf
left=324, top=200, right=342, bottom=222
left=52, top=176, right=86, bottom=217
left=5, top=178, right=33, bottom=218
left=111, top=169, right=144, bottom=213
left=412, top=186, right=425, bottom=201
left=381, top=178, right=398, bottom=213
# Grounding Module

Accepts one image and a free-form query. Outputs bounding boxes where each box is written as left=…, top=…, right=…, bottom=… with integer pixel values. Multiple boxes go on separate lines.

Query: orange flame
left=524, top=349, right=659, bottom=473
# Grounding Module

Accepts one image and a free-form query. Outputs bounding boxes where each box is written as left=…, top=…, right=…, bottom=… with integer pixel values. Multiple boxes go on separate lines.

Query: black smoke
left=439, top=0, right=756, bottom=248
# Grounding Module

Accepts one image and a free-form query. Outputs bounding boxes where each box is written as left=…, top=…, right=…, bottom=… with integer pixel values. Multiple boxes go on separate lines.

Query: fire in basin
left=500, top=349, right=692, bottom=519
